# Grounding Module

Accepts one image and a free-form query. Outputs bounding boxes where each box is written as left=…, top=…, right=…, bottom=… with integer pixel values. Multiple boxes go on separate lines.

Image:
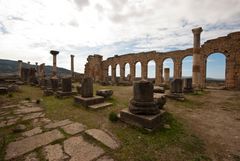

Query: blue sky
left=0, top=0, right=239, bottom=79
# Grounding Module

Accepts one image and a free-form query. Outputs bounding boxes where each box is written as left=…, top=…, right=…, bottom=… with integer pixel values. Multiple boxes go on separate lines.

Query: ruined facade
left=84, top=29, right=240, bottom=89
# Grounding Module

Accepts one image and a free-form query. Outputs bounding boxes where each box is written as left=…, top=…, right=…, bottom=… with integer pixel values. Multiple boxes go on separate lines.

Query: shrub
left=7, top=93, right=13, bottom=97
left=109, top=112, right=119, bottom=122
left=36, top=99, right=41, bottom=104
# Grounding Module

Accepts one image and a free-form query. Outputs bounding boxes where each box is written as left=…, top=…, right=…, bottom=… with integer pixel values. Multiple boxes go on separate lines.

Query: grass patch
left=0, top=84, right=211, bottom=161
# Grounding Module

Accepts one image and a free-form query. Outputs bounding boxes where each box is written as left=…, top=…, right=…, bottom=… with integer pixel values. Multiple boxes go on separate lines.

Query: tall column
left=164, top=68, right=170, bottom=85
left=112, top=66, right=116, bottom=83
left=50, top=50, right=59, bottom=78
left=18, top=60, right=22, bottom=78
left=174, top=60, right=182, bottom=79
left=155, top=62, right=161, bottom=85
left=192, top=27, right=203, bottom=89
left=130, top=63, right=135, bottom=82
left=35, top=62, right=39, bottom=76
left=141, top=62, right=147, bottom=80
left=71, top=55, right=75, bottom=78
left=120, top=65, right=125, bottom=81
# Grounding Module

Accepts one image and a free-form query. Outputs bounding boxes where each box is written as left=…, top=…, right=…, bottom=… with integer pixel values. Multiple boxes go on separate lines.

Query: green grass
left=0, top=84, right=211, bottom=161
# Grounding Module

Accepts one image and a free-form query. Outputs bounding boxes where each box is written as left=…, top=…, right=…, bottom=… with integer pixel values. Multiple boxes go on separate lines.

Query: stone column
left=174, top=60, right=182, bottom=79
left=71, top=55, right=74, bottom=78
left=141, top=62, right=147, bottom=80
left=120, top=65, right=125, bottom=81
left=35, top=62, right=39, bottom=77
left=18, top=60, right=22, bottom=78
left=164, top=68, right=170, bottom=84
left=155, top=62, right=162, bottom=85
left=111, top=66, right=116, bottom=83
left=192, top=27, right=203, bottom=89
left=50, top=50, right=59, bottom=78
left=130, top=63, right=135, bottom=82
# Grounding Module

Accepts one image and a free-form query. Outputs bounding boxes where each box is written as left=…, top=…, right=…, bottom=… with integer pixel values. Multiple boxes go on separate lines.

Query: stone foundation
left=74, top=95, right=104, bottom=107
left=120, top=108, right=166, bottom=130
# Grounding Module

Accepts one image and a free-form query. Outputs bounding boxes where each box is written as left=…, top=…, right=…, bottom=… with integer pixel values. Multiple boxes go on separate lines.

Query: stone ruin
left=84, top=27, right=240, bottom=90
left=74, top=77, right=112, bottom=109
left=120, top=80, right=166, bottom=130
left=56, top=77, right=76, bottom=98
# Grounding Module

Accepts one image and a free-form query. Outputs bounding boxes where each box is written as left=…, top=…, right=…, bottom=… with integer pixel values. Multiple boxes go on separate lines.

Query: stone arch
left=181, top=55, right=193, bottom=78
left=147, top=60, right=156, bottom=79
left=205, top=52, right=226, bottom=88
left=116, top=64, right=120, bottom=78
left=162, top=57, right=174, bottom=80
left=108, top=65, right=112, bottom=76
left=124, top=63, right=130, bottom=78
left=135, top=61, right=142, bottom=79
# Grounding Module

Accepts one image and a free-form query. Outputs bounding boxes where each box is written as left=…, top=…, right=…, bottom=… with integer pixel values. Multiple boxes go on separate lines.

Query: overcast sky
left=0, top=0, right=240, bottom=77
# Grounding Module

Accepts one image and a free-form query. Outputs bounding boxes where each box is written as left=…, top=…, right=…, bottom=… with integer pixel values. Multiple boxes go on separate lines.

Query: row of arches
left=107, top=53, right=226, bottom=84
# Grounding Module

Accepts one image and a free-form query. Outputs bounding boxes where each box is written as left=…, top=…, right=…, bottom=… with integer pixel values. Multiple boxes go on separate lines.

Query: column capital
left=71, top=54, right=74, bottom=58
left=50, top=50, right=59, bottom=55
left=35, top=62, right=38, bottom=65
left=18, top=60, right=22, bottom=62
left=192, top=27, right=203, bottom=35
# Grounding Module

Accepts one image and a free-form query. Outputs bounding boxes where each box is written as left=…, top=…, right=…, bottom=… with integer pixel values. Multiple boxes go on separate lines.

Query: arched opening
left=116, top=64, right=120, bottom=82
left=182, top=56, right=193, bottom=78
left=163, top=58, right=174, bottom=81
left=206, top=53, right=226, bottom=88
left=147, top=60, right=156, bottom=83
left=135, top=62, right=141, bottom=80
left=125, top=63, right=130, bottom=79
left=108, top=65, right=112, bottom=76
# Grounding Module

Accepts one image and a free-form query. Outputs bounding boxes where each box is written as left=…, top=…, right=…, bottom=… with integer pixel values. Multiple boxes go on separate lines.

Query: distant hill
left=0, top=59, right=75, bottom=77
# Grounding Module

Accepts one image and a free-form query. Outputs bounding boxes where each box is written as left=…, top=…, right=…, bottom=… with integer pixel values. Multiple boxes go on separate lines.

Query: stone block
left=74, top=95, right=104, bottom=107
left=120, top=108, right=165, bottom=130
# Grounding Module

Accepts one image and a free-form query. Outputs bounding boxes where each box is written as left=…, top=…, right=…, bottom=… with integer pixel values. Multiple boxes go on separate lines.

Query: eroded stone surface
left=44, top=144, right=67, bottom=161
left=24, top=152, right=39, bottom=161
left=96, top=155, right=114, bottom=161
left=5, top=129, right=64, bottom=160
left=22, top=127, right=42, bottom=137
left=61, top=122, right=85, bottom=135
left=64, top=136, right=104, bottom=161
left=44, top=119, right=72, bottom=129
left=1, top=105, right=18, bottom=109
left=14, top=107, right=43, bottom=115
left=85, top=129, right=119, bottom=149
left=22, top=112, right=44, bottom=121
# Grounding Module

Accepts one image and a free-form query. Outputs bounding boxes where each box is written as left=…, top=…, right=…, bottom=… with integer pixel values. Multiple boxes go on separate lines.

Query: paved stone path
left=0, top=100, right=118, bottom=161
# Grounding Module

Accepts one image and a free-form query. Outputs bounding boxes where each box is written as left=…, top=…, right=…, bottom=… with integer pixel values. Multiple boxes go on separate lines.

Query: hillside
left=0, top=59, right=74, bottom=77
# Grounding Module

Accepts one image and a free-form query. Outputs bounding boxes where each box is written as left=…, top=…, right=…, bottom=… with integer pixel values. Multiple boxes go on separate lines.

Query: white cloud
left=0, top=0, right=240, bottom=73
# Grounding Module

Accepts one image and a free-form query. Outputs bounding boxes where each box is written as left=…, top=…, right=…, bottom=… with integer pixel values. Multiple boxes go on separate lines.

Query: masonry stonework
left=84, top=29, right=240, bottom=89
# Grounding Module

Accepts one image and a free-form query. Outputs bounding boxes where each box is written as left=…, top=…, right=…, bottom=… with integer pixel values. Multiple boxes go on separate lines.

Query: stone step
left=85, top=129, right=120, bottom=150
left=44, top=119, right=72, bottom=129
left=88, top=102, right=113, bottom=110
left=5, top=129, right=64, bottom=160
left=64, top=136, right=104, bottom=161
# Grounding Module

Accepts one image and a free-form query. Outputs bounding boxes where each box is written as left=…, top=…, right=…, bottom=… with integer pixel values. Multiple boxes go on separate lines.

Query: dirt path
left=166, top=89, right=240, bottom=161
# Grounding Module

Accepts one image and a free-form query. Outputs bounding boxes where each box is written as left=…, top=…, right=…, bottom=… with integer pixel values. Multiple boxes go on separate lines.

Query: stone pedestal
left=56, top=77, right=76, bottom=98
left=120, top=80, right=165, bottom=130
left=51, top=78, right=58, bottom=92
left=164, top=68, right=170, bottom=85
left=74, top=77, right=112, bottom=109
left=120, top=108, right=165, bottom=130
left=81, top=77, right=93, bottom=97
left=129, top=80, right=159, bottom=115
left=167, top=79, right=184, bottom=100
left=183, top=78, right=193, bottom=93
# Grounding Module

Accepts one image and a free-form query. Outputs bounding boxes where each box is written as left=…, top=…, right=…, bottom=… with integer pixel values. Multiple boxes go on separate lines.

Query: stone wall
left=84, top=30, right=240, bottom=89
